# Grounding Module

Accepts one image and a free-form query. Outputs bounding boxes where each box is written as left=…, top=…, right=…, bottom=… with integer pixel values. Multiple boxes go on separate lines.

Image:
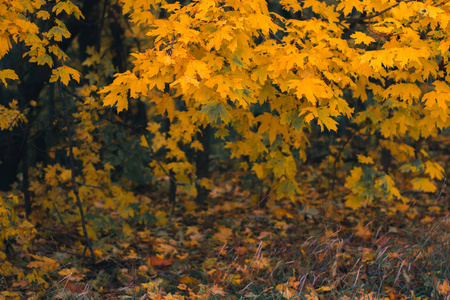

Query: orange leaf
left=148, top=255, right=174, bottom=267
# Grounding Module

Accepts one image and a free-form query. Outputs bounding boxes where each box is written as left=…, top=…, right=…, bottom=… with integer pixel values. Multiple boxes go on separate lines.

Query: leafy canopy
left=101, top=0, right=448, bottom=206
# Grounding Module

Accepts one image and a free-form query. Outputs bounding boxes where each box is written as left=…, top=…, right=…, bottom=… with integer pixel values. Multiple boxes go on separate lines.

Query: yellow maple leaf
left=53, top=1, right=84, bottom=19
left=27, top=254, right=60, bottom=272
left=289, top=77, right=333, bottom=105
left=317, top=108, right=338, bottom=132
left=424, top=161, right=445, bottom=180
left=247, top=13, right=274, bottom=33
left=213, top=226, right=233, bottom=243
left=59, top=169, right=72, bottom=182
left=279, top=0, right=302, bottom=12
left=411, top=177, right=436, bottom=193
left=0, top=34, right=12, bottom=58
left=37, top=10, right=51, bottom=20
left=185, top=59, right=211, bottom=80
left=0, top=69, right=19, bottom=87
left=49, top=66, right=81, bottom=86
left=100, top=83, right=128, bottom=112
left=252, top=163, right=264, bottom=179
left=140, top=135, right=149, bottom=148
left=155, top=210, right=169, bottom=226
left=351, top=32, right=376, bottom=46
left=46, top=25, right=71, bottom=42
left=206, top=25, right=233, bottom=51
left=357, top=155, right=374, bottom=165
left=438, top=279, right=450, bottom=295
left=345, top=194, right=366, bottom=210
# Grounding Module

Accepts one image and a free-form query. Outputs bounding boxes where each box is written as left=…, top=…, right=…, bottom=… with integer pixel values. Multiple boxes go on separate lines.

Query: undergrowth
left=1, top=178, right=449, bottom=300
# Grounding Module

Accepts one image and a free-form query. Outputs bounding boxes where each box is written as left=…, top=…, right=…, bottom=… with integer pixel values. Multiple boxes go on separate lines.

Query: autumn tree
left=0, top=0, right=152, bottom=279
left=0, top=0, right=449, bottom=292
left=102, top=0, right=447, bottom=208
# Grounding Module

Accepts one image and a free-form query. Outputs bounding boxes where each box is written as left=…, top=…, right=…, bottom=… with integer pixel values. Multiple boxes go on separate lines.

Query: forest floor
left=2, top=176, right=450, bottom=300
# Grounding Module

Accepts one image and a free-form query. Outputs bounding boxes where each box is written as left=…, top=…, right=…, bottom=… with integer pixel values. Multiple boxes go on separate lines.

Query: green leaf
left=201, top=102, right=231, bottom=123
left=46, top=26, right=70, bottom=42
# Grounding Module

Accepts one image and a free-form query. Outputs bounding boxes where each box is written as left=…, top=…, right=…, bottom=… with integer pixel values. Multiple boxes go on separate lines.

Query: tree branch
left=339, top=0, right=416, bottom=22
left=142, top=135, right=186, bottom=186
left=60, top=82, right=96, bottom=262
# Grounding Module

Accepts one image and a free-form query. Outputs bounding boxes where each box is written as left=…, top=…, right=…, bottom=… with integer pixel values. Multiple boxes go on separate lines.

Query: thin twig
left=434, top=177, right=447, bottom=204
left=155, top=159, right=187, bottom=186
left=75, top=181, right=107, bottom=189
left=143, top=134, right=186, bottom=186
left=269, top=29, right=283, bottom=44
left=60, top=82, right=96, bottom=262
left=328, top=128, right=358, bottom=198
left=169, top=30, right=175, bottom=56
left=52, top=202, right=68, bottom=230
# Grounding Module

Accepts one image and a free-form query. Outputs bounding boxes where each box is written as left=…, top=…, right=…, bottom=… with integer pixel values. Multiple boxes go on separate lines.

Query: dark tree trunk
left=169, top=170, right=177, bottom=204
left=195, top=125, right=211, bottom=205
left=22, top=127, right=31, bottom=218
left=0, top=130, right=22, bottom=191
